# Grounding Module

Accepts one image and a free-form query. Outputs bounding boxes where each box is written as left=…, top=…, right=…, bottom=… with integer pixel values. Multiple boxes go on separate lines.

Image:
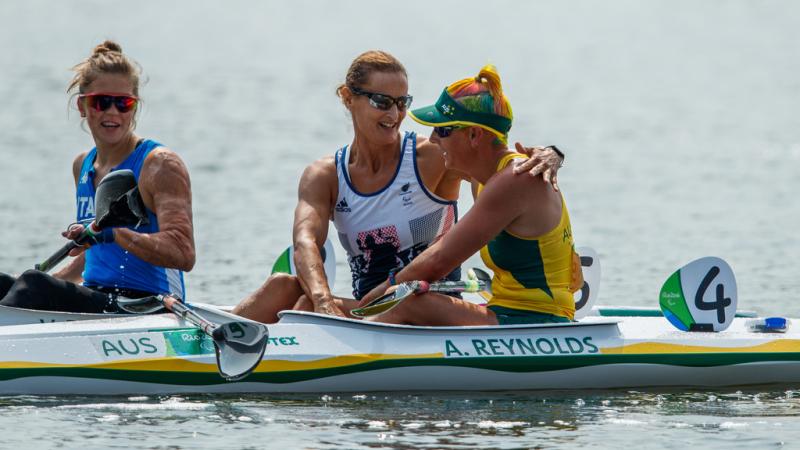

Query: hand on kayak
left=512, top=142, right=563, bottom=192
left=314, top=295, right=347, bottom=318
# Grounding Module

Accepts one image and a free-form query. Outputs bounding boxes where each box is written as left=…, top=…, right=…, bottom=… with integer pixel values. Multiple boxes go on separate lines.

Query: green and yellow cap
left=408, top=88, right=512, bottom=139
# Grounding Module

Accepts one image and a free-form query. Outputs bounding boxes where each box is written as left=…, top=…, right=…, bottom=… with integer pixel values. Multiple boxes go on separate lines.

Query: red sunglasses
left=79, top=93, right=138, bottom=113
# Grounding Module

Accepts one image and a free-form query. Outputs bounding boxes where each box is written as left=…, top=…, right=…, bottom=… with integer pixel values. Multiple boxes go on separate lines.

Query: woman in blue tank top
left=0, top=40, right=195, bottom=313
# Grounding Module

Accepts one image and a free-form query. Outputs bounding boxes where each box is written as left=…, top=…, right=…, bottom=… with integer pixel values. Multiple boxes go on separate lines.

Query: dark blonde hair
left=68, top=40, right=141, bottom=96
left=336, top=50, right=407, bottom=99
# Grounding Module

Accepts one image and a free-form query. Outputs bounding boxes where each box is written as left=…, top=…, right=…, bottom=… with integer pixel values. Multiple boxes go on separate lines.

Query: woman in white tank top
left=333, top=131, right=461, bottom=299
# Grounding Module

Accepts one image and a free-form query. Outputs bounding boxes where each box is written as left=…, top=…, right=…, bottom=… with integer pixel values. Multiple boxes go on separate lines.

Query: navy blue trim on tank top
left=411, top=134, right=459, bottom=207
left=340, top=132, right=409, bottom=198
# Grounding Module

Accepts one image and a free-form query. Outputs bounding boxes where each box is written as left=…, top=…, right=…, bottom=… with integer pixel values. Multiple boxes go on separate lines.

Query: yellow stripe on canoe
left=0, top=353, right=444, bottom=372
left=602, top=339, right=800, bottom=355
left=0, top=357, right=218, bottom=372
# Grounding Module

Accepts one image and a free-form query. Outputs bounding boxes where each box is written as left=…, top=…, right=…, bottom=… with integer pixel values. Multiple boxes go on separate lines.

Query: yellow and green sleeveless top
left=479, top=153, right=582, bottom=320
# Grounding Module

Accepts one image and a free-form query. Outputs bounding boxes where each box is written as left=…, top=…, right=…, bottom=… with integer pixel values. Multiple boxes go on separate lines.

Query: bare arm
left=360, top=167, right=544, bottom=304
left=113, top=148, right=195, bottom=271
left=415, top=136, right=563, bottom=200
left=292, top=157, right=343, bottom=316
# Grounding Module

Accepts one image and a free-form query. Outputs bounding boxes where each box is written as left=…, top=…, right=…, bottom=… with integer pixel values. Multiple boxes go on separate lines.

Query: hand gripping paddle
left=35, top=169, right=149, bottom=272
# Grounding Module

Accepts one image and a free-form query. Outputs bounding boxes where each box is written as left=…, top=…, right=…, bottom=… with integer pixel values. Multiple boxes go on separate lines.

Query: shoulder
left=415, top=135, right=442, bottom=158
left=301, top=155, right=337, bottom=182
left=488, top=158, right=550, bottom=197
left=139, top=146, right=191, bottom=197
left=142, top=146, right=189, bottom=176
left=298, top=155, right=337, bottom=207
left=143, top=145, right=182, bottom=163
left=414, top=135, right=447, bottom=175
left=414, top=134, right=464, bottom=199
left=71, top=151, right=89, bottom=183
left=300, top=155, right=337, bottom=192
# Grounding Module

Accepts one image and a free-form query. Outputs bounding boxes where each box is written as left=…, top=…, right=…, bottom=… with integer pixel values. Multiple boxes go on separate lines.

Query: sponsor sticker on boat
left=267, top=336, right=300, bottom=347
left=163, top=329, right=216, bottom=356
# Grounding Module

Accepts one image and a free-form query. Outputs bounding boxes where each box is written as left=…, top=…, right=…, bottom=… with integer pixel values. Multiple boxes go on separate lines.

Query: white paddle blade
left=271, top=239, right=336, bottom=287
left=659, top=256, right=737, bottom=332
left=573, top=247, right=601, bottom=320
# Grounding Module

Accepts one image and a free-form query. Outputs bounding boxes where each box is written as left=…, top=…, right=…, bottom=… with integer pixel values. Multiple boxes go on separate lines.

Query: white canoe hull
left=0, top=310, right=798, bottom=395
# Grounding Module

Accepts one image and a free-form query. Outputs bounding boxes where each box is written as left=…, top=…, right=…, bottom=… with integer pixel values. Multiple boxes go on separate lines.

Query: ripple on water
left=56, top=398, right=213, bottom=411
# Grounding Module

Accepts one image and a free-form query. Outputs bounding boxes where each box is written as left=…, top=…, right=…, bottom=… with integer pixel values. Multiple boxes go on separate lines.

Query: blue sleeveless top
left=75, top=139, right=186, bottom=298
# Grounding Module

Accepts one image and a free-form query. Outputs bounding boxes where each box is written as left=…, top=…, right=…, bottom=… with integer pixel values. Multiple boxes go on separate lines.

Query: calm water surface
left=0, top=0, right=798, bottom=448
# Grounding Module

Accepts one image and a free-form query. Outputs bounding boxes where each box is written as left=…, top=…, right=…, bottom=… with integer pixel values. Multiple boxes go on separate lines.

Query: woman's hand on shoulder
left=511, top=142, right=564, bottom=191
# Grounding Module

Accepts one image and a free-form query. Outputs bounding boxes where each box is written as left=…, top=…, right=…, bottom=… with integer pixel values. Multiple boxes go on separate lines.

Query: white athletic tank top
left=333, top=131, right=460, bottom=299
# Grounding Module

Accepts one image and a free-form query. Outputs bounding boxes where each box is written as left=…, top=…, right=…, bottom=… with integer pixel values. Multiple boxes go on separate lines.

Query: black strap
left=546, top=145, right=565, bottom=160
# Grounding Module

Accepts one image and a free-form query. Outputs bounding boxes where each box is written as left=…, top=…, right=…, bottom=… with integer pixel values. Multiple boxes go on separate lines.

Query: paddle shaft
left=35, top=226, right=96, bottom=273
left=161, top=295, right=218, bottom=337
left=424, top=279, right=483, bottom=294
left=351, top=279, right=485, bottom=318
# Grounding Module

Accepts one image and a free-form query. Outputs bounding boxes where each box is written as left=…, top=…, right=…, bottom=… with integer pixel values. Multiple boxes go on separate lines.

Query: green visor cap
left=409, top=89, right=512, bottom=135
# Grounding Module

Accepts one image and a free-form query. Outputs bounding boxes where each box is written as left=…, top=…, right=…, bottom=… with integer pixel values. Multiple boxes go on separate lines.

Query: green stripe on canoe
left=596, top=307, right=757, bottom=318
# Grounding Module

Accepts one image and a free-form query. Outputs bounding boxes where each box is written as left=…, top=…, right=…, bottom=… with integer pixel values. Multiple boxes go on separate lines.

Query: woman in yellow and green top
left=359, top=64, right=583, bottom=325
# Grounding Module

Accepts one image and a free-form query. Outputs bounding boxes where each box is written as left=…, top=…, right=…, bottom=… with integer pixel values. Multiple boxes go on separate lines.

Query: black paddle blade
left=94, top=169, right=150, bottom=228
left=99, top=186, right=150, bottom=228
left=211, top=321, right=269, bottom=381
left=94, top=169, right=137, bottom=220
